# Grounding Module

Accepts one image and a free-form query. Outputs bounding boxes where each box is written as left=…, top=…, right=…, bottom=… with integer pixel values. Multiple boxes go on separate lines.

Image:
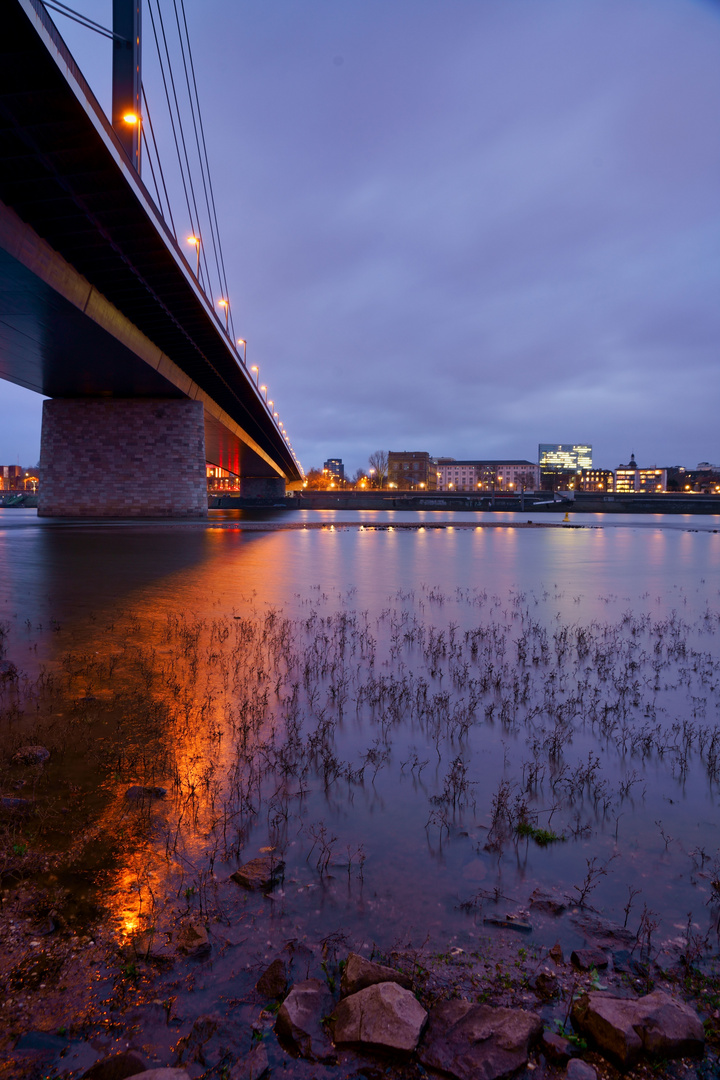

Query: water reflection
left=1, top=510, right=719, bottom=965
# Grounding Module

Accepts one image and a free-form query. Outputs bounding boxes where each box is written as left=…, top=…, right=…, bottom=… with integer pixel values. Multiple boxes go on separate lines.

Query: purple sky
left=2, top=0, right=719, bottom=475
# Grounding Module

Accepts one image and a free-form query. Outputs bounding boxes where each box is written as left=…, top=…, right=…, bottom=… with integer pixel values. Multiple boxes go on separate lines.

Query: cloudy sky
left=2, top=0, right=719, bottom=474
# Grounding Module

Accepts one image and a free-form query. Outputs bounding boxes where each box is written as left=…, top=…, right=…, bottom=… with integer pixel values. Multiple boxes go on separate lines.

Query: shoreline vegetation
left=1, top=538, right=719, bottom=1077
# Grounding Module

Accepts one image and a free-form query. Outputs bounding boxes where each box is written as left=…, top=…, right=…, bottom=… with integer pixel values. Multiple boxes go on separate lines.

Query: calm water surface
left=1, top=507, right=719, bottom=976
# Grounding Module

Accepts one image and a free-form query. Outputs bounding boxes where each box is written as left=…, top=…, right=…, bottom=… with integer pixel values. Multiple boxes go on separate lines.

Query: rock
left=81, top=1051, right=148, bottom=1079
left=11, top=744, right=50, bottom=765
left=256, top=957, right=288, bottom=998
left=124, top=785, right=167, bottom=801
left=122, top=1072, right=190, bottom=1080
left=566, top=1061, right=597, bottom=1080
left=231, top=856, right=285, bottom=890
left=418, top=999, right=542, bottom=1080
left=540, top=1030, right=574, bottom=1064
left=229, top=1043, right=269, bottom=1080
left=570, top=948, right=608, bottom=971
left=0, top=795, right=32, bottom=814
left=127, top=932, right=174, bottom=966
left=572, top=989, right=705, bottom=1067
left=275, top=978, right=335, bottom=1061
left=332, top=982, right=427, bottom=1052
left=176, top=922, right=210, bottom=958
left=548, top=941, right=564, bottom=964
left=340, top=952, right=412, bottom=996
left=483, top=914, right=532, bottom=932
left=534, top=971, right=559, bottom=1000
left=529, top=887, right=567, bottom=915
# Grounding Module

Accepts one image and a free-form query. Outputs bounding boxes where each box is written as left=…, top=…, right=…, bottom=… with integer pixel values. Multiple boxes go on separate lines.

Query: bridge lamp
left=217, top=297, right=229, bottom=330
left=273, top=411, right=279, bottom=420
left=250, top=364, right=259, bottom=385
left=187, top=235, right=201, bottom=277
left=260, top=384, right=268, bottom=400
left=237, top=338, right=247, bottom=364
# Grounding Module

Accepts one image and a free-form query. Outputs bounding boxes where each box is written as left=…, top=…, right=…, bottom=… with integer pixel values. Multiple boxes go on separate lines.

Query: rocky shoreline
left=1, top=850, right=718, bottom=1080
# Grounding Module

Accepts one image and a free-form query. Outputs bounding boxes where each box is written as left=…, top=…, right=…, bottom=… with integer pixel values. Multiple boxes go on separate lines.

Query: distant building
left=436, top=460, right=539, bottom=492
left=539, top=444, right=593, bottom=475
left=615, top=454, right=666, bottom=493
left=323, top=458, right=345, bottom=481
left=388, top=451, right=437, bottom=490
left=578, top=468, right=614, bottom=492
left=0, top=465, right=22, bottom=491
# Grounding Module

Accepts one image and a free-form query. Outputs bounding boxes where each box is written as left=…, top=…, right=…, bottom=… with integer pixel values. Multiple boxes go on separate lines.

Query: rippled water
left=1, top=507, right=719, bottom=970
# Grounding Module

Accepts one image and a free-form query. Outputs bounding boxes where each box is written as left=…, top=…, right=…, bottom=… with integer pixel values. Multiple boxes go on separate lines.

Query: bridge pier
left=39, top=399, right=208, bottom=518
left=239, top=476, right=287, bottom=500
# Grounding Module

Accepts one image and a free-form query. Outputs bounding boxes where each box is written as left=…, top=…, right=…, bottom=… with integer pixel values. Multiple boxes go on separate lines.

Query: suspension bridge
left=0, top=0, right=303, bottom=516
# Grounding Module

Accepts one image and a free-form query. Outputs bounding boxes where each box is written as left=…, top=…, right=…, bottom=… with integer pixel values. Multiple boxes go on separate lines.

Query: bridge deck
left=0, top=0, right=299, bottom=483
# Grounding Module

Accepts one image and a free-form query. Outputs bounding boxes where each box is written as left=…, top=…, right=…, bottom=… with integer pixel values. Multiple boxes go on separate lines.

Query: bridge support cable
left=147, top=0, right=215, bottom=302
left=173, top=0, right=234, bottom=339
left=146, top=0, right=202, bottom=281
left=141, top=83, right=176, bottom=234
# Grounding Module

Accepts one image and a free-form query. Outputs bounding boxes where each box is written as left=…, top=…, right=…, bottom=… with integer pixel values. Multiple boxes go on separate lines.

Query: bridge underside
left=0, top=0, right=301, bottom=516
left=0, top=202, right=289, bottom=515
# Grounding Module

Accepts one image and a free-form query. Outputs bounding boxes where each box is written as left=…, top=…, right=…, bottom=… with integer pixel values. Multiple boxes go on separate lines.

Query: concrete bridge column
left=239, top=475, right=286, bottom=499
left=39, top=398, right=208, bottom=518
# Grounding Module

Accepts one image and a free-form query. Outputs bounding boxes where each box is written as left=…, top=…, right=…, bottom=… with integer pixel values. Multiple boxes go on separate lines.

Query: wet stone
left=231, top=856, right=285, bottom=890
left=123, top=1071, right=191, bottom=1080
left=572, top=989, right=705, bottom=1067
left=548, top=941, right=564, bottom=964
left=540, top=1030, right=574, bottom=1063
left=229, top=1043, right=269, bottom=1080
left=276, top=978, right=335, bottom=1062
left=332, top=982, right=427, bottom=1052
left=176, top=921, right=210, bottom=957
left=529, top=887, right=567, bottom=915
left=419, top=999, right=542, bottom=1080
left=11, top=744, right=50, bottom=765
left=571, top=947, right=608, bottom=971
left=566, top=1061, right=598, bottom=1080
left=256, top=956, right=288, bottom=998
left=534, top=971, right=559, bottom=1000
left=80, top=1050, right=148, bottom=1079
left=340, top=952, right=412, bottom=996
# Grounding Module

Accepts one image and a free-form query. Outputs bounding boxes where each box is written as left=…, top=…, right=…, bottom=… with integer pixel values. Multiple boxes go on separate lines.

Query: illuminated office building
left=538, top=444, right=593, bottom=474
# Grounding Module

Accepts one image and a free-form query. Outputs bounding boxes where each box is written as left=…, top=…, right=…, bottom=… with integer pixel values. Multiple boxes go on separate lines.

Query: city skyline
left=1, top=0, right=719, bottom=477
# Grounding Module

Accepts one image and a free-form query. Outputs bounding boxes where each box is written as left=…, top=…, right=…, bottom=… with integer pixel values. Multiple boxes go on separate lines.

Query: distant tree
left=368, top=450, right=388, bottom=488
left=353, top=468, right=369, bottom=488
left=304, top=467, right=331, bottom=489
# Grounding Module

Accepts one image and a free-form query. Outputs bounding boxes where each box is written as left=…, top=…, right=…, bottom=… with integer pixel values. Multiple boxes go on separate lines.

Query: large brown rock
left=419, top=999, right=542, bottom=1080
left=231, top=857, right=284, bottom=890
left=332, top=982, right=427, bottom=1052
left=340, top=952, right=412, bottom=996
left=80, top=1051, right=148, bottom=1079
left=572, top=989, right=705, bottom=1067
left=275, top=979, right=335, bottom=1062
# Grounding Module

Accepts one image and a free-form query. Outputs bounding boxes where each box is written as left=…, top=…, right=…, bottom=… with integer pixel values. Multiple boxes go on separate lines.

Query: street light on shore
left=187, top=235, right=201, bottom=277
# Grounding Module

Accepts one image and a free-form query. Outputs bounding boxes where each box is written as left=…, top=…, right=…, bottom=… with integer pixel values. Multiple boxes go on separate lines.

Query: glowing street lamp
left=237, top=338, right=247, bottom=364
left=217, top=297, right=229, bottom=330
left=122, top=111, right=142, bottom=169
left=187, top=235, right=201, bottom=277
left=250, top=365, right=259, bottom=386
left=260, top=384, right=267, bottom=401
